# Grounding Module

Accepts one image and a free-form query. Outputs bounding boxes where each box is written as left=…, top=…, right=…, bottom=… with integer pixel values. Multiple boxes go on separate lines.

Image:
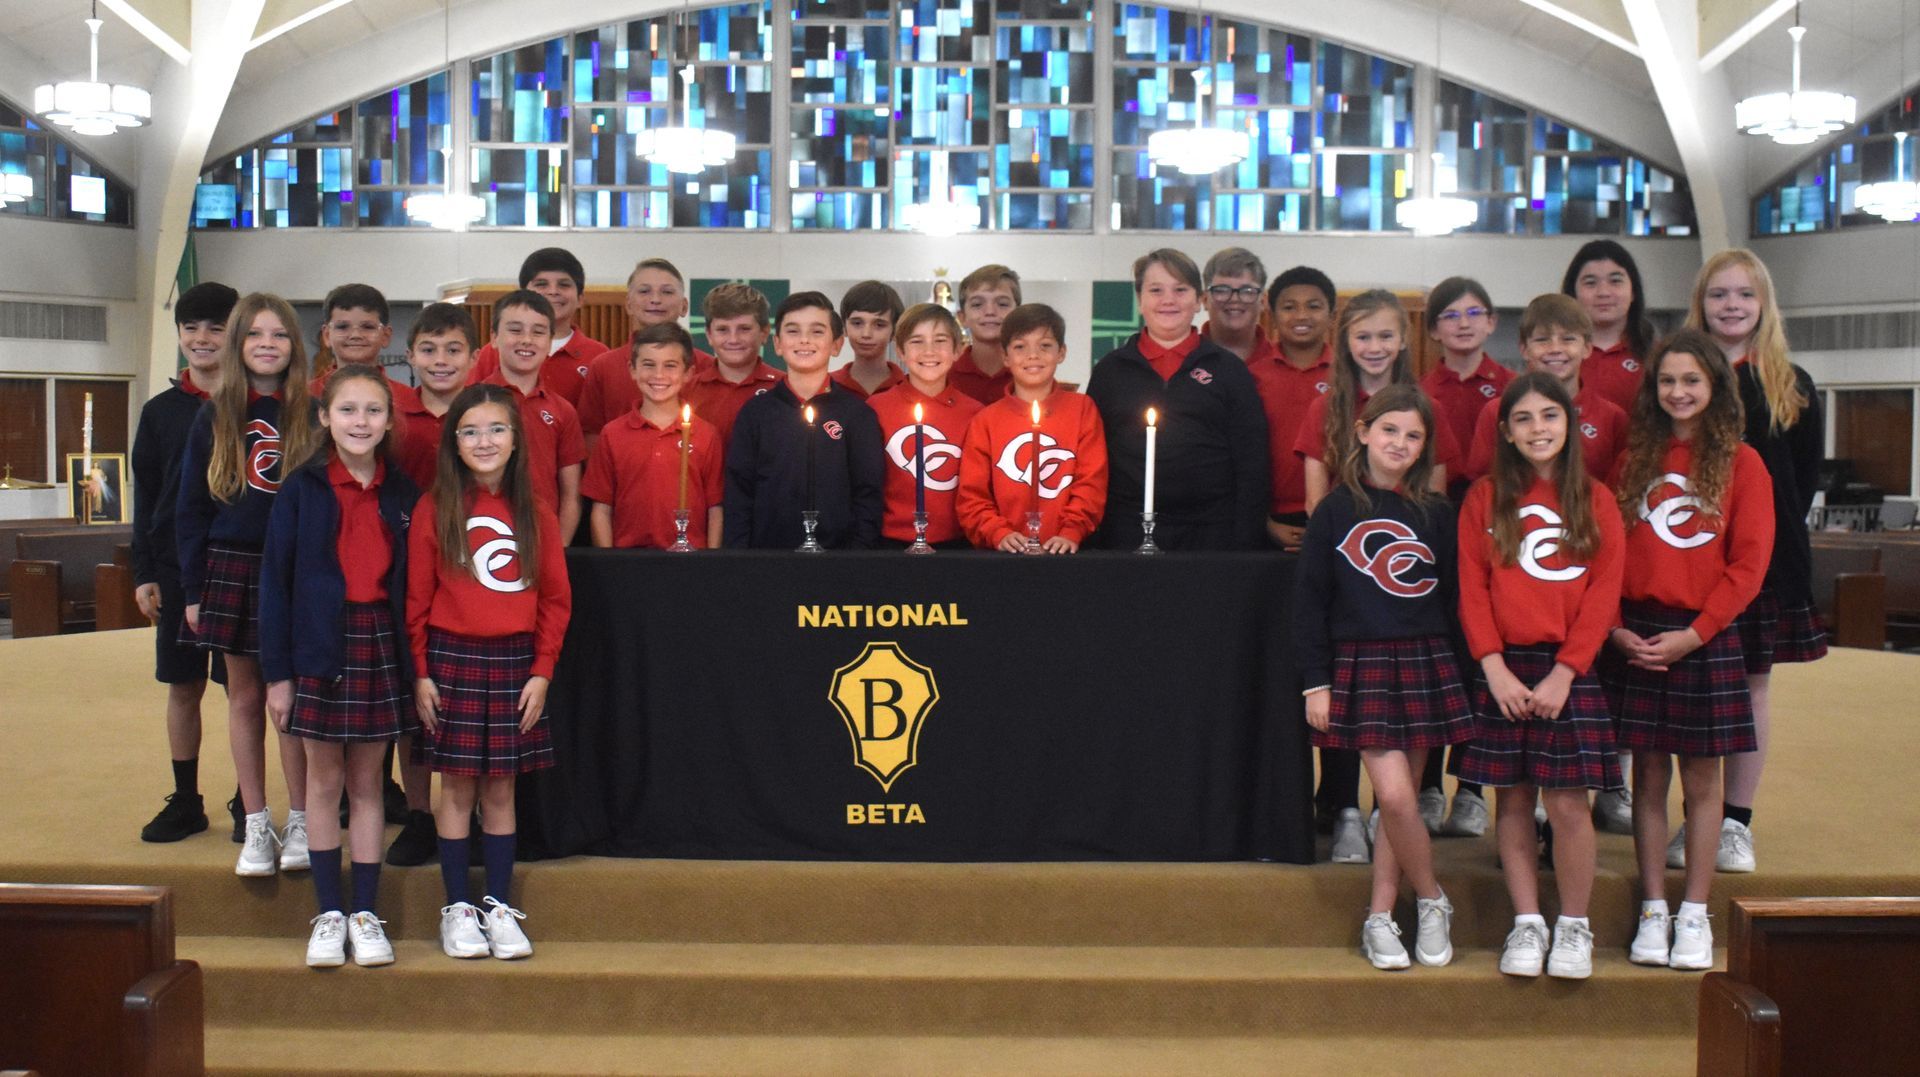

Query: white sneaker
left=440, top=903, right=490, bottom=959
left=483, top=896, right=532, bottom=959
left=1593, top=788, right=1634, bottom=834
left=1548, top=920, right=1594, bottom=979
left=1330, top=808, right=1370, bottom=864
left=346, top=911, right=394, bottom=967
left=235, top=810, right=280, bottom=877
left=1715, top=819, right=1756, bottom=873
left=278, top=811, right=310, bottom=872
left=1629, top=906, right=1671, bottom=966
left=1414, top=894, right=1454, bottom=966
left=1669, top=910, right=1714, bottom=970
left=1666, top=823, right=1687, bottom=869
left=1360, top=913, right=1410, bottom=970
left=305, top=911, right=346, bottom=967
left=1499, top=920, right=1548, bottom=977
left=1366, top=808, right=1380, bottom=846
left=1418, top=789, right=1447, bottom=834
left=1441, top=788, right=1489, bottom=837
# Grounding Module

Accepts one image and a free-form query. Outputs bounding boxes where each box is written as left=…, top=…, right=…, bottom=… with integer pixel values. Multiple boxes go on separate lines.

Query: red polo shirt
left=830, top=362, right=907, bottom=400
left=330, top=457, right=392, bottom=603
left=1582, top=338, right=1645, bottom=415
left=580, top=406, right=725, bottom=549
left=388, top=383, right=445, bottom=491
left=1247, top=343, right=1333, bottom=516
left=684, top=361, right=785, bottom=447
left=1465, top=383, right=1628, bottom=483
left=470, top=329, right=609, bottom=408
left=1420, top=353, right=1513, bottom=454
left=575, top=342, right=718, bottom=436
left=481, top=373, right=586, bottom=512
left=1139, top=329, right=1203, bottom=381
left=1292, top=387, right=1464, bottom=473
left=948, top=346, right=1013, bottom=405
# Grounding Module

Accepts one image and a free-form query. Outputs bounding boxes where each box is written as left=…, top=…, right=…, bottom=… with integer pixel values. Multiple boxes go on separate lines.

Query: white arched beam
left=1623, top=0, right=1745, bottom=255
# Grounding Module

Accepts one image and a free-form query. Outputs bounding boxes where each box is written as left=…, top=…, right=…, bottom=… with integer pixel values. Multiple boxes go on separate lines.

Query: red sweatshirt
left=1456, top=475, right=1625, bottom=674
left=867, top=381, right=983, bottom=543
left=1615, top=438, right=1775, bottom=642
left=1582, top=338, right=1645, bottom=416
left=1465, top=384, right=1627, bottom=483
left=579, top=406, right=725, bottom=549
left=407, top=489, right=572, bottom=678
left=956, top=389, right=1108, bottom=547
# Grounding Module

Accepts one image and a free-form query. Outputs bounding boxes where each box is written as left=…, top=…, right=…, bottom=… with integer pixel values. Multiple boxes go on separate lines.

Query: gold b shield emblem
left=828, top=642, right=939, bottom=792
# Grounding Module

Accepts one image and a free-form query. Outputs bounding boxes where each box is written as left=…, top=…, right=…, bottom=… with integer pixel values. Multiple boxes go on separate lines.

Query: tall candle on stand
left=1029, top=399, right=1043, bottom=502
left=677, top=404, right=692, bottom=512
left=803, top=404, right=817, bottom=511
left=912, top=402, right=926, bottom=515
left=1143, top=407, right=1158, bottom=515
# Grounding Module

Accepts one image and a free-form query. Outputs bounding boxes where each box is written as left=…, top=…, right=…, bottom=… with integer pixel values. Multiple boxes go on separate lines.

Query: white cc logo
left=1516, top=503, right=1587, bottom=582
left=884, top=424, right=964, bottom=491
left=466, top=515, right=531, bottom=593
left=1639, top=473, right=1715, bottom=550
left=995, top=432, right=1076, bottom=500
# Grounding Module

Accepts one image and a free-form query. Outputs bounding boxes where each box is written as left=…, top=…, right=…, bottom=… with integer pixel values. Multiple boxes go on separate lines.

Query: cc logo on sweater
left=1337, top=519, right=1437, bottom=598
left=995, top=432, right=1076, bottom=499
left=466, top=515, right=531, bottom=593
left=884, top=425, right=963, bottom=491
left=1516, top=503, right=1587, bottom=583
left=1640, top=473, right=1715, bottom=550
left=244, top=419, right=282, bottom=493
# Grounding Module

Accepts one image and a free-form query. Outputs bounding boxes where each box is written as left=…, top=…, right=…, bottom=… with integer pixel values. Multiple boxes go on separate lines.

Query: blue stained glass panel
left=572, top=105, right=671, bottom=185
left=998, top=190, right=1091, bottom=229
left=897, top=0, right=990, bottom=63
left=896, top=66, right=991, bottom=144
left=1218, top=108, right=1313, bottom=188
left=471, top=40, right=568, bottom=143
left=790, top=107, right=891, bottom=188
left=676, top=148, right=771, bottom=227
left=473, top=148, right=564, bottom=226
left=995, top=24, right=1092, bottom=106
left=356, top=73, right=448, bottom=188
left=0, top=129, right=50, bottom=219
left=680, top=2, right=771, bottom=61
left=694, top=64, right=774, bottom=144
left=259, top=146, right=349, bottom=227
left=1114, top=4, right=1207, bottom=62
left=575, top=187, right=672, bottom=228
left=791, top=189, right=884, bottom=229
left=573, top=21, right=669, bottom=105
left=995, top=108, right=1094, bottom=187
left=1316, top=151, right=1408, bottom=231
left=893, top=149, right=989, bottom=213
left=792, top=22, right=891, bottom=104
left=1318, top=43, right=1412, bottom=148
left=1112, top=66, right=1202, bottom=144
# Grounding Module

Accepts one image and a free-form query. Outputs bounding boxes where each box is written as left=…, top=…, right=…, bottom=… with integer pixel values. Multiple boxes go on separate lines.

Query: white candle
left=1144, top=407, right=1158, bottom=516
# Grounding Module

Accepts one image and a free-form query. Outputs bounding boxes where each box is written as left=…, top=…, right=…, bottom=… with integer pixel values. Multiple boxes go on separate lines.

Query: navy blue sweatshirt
left=724, top=380, right=884, bottom=549
left=175, top=395, right=285, bottom=604
left=1085, top=333, right=1271, bottom=550
left=257, top=458, right=418, bottom=685
left=1737, top=362, right=1821, bottom=607
left=130, top=378, right=207, bottom=588
left=1292, top=484, right=1458, bottom=691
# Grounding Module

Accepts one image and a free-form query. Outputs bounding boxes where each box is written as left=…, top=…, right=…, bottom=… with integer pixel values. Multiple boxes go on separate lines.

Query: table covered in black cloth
left=520, top=550, right=1313, bottom=864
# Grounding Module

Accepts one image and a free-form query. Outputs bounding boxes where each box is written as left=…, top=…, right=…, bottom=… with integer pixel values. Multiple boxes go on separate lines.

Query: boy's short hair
left=1202, top=247, right=1267, bottom=288
left=702, top=282, right=771, bottom=327
left=774, top=291, right=844, bottom=338
left=958, top=264, right=1022, bottom=305
left=1132, top=248, right=1203, bottom=293
left=1267, top=265, right=1337, bottom=309
left=493, top=289, right=555, bottom=329
left=1518, top=293, right=1594, bottom=343
left=627, top=257, right=685, bottom=287
left=408, top=302, right=479, bottom=350
left=1000, top=303, right=1066, bottom=349
left=176, top=282, right=239, bottom=327
left=631, top=321, right=696, bottom=366
left=839, top=280, right=906, bottom=323
left=520, top=247, right=586, bottom=292
left=892, top=303, right=961, bottom=350
left=322, top=283, right=390, bottom=324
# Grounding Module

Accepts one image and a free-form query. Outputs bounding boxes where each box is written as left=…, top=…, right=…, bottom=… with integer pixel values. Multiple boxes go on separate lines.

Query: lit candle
left=804, top=404, right=817, bottom=512
left=677, top=404, right=692, bottom=513
left=1144, top=407, right=1158, bottom=516
left=913, top=402, right=926, bottom=516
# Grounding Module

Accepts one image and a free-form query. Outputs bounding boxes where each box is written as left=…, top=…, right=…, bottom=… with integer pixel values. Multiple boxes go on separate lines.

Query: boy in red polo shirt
left=1252, top=266, right=1337, bottom=550
left=685, top=282, right=783, bottom=445
left=482, top=290, right=586, bottom=543
left=832, top=280, right=907, bottom=399
left=957, top=304, right=1107, bottom=553
left=310, top=284, right=393, bottom=392
left=468, top=248, right=606, bottom=406
left=576, top=258, right=715, bottom=445
left=949, top=264, right=1020, bottom=404
left=1466, top=294, right=1628, bottom=485
left=867, top=303, right=982, bottom=548
left=583, top=322, right=723, bottom=549
left=1419, top=276, right=1512, bottom=499
left=390, top=304, right=479, bottom=492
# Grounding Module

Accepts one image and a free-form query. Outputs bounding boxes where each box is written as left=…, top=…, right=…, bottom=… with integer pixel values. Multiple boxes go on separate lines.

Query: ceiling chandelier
left=1147, top=68, right=1250, bottom=176
left=1396, top=151, right=1478, bottom=236
left=0, top=173, right=33, bottom=204
left=1734, top=7, right=1855, bottom=146
left=634, top=65, right=738, bottom=174
left=1855, top=131, right=1920, bottom=222
left=32, top=1, right=151, bottom=137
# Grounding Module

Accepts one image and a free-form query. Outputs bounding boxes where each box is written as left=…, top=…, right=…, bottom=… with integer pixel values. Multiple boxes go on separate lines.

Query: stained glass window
left=1, top=127, right=50, bottom=219
left=1, top=93, right=130, bottom=226
left=357, top=74, right=449, bottom=228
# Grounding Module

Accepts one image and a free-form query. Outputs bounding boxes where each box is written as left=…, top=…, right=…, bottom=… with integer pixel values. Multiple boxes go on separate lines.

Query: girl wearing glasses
left=1420, top=276, right=1513, bottom=504
left=408, top=384, right=571, bottom=962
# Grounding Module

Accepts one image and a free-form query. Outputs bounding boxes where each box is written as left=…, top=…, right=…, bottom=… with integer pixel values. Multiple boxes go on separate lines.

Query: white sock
left=1642, top=899, right=1670, bottom=916
left=285, top=808, right=306, bottom=823
left=247, top=808, right=270, bottom=821
left=1515, top=913, right=1548, bottom=930
left=1678, top=901, right=1709, bottom=921
left=1556, top=915, right=1590, bottom=930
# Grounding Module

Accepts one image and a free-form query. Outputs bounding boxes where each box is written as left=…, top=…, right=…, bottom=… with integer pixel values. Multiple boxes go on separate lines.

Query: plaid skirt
left=1312, top=636, right=1473, bottom=751
left=1735, top=588, right=1829, bottom=674
left=1601, top=600, right=1756, bottom=758
left=184, top=543, right=262, bottom=656
left=287, top=602, right=411, bottom=742
left=414, top=628, right=555, bottom=777
left=1454, top=644, right=1622, bottom=791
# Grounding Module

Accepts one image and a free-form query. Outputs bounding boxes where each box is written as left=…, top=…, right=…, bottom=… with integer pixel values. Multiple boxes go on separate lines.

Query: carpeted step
left=204, top=1028, right=1698, bottom=1076
left=186, top=936, right=1705, bottom=1039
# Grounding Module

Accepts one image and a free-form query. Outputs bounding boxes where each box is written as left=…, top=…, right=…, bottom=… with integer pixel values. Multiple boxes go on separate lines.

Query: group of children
left=125, top=240, right=1822, bottom=978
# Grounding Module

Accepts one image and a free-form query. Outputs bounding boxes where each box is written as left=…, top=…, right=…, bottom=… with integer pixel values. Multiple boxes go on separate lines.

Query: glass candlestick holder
left=1024, top=511, right=1044, bottom=555
left=1136, top=511, right=1161, bottom=555
left=906, top=511, right=935, bottom=555
left=796, top=509, right=823, bottom=553
left=667, top=509, right=693, bottom=552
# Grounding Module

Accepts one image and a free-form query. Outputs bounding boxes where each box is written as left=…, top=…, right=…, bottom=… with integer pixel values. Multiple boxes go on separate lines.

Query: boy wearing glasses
left=1198, top=247, right=1274, bottom=364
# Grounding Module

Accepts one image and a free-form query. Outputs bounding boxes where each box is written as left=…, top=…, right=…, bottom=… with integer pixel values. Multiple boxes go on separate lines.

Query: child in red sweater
left=956, top=304, right=1108, bottom=553
left=1465, top=295, right=1628, bottom=488
left=582, top=323, right=724, bottom=549
left=410, top=384, right=571, bottom=962
left=1455, top=373, right=1624, bottom=980
left=867, top=303, right=982, bottom=548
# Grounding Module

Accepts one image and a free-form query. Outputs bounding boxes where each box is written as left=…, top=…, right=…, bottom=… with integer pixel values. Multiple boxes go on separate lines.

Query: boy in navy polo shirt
left=724, top=292, right=884, bottom=549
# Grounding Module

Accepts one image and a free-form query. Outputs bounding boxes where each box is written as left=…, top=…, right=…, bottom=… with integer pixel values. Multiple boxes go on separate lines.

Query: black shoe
left=141, top=793, right=208, bottom=843
left=383, top=778, right=409, bottom=825
left=1538, top=818, right=1556, bottom=869
left=227, top=791, right=245, bottom=843
left=385, top=810, right=439, bottom=867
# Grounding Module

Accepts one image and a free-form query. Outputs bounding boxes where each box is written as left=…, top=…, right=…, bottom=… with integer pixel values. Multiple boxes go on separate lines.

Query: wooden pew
left=7, top=525, right=133, bottom=636
left=0, top=516, right=75, bottom=617
left=1807, top=539, right=1884, bottom=649
left=1697, top=897, right=1920, bottom=1077
left=0, top=883, right=203, bottom=1077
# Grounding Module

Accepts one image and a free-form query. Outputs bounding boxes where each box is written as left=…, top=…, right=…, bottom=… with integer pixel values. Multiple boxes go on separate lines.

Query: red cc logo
left=1337, top=519, right=1437, bottom=597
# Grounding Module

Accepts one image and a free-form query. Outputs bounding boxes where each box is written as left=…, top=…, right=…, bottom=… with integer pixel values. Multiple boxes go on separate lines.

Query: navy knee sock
left=310, top=847, right=343, bottom=914
left=351, top=860, right=381, bottom=914
left=482, top=831, right=516, bottom=905
left=439, top=835, right=471, bottom=906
